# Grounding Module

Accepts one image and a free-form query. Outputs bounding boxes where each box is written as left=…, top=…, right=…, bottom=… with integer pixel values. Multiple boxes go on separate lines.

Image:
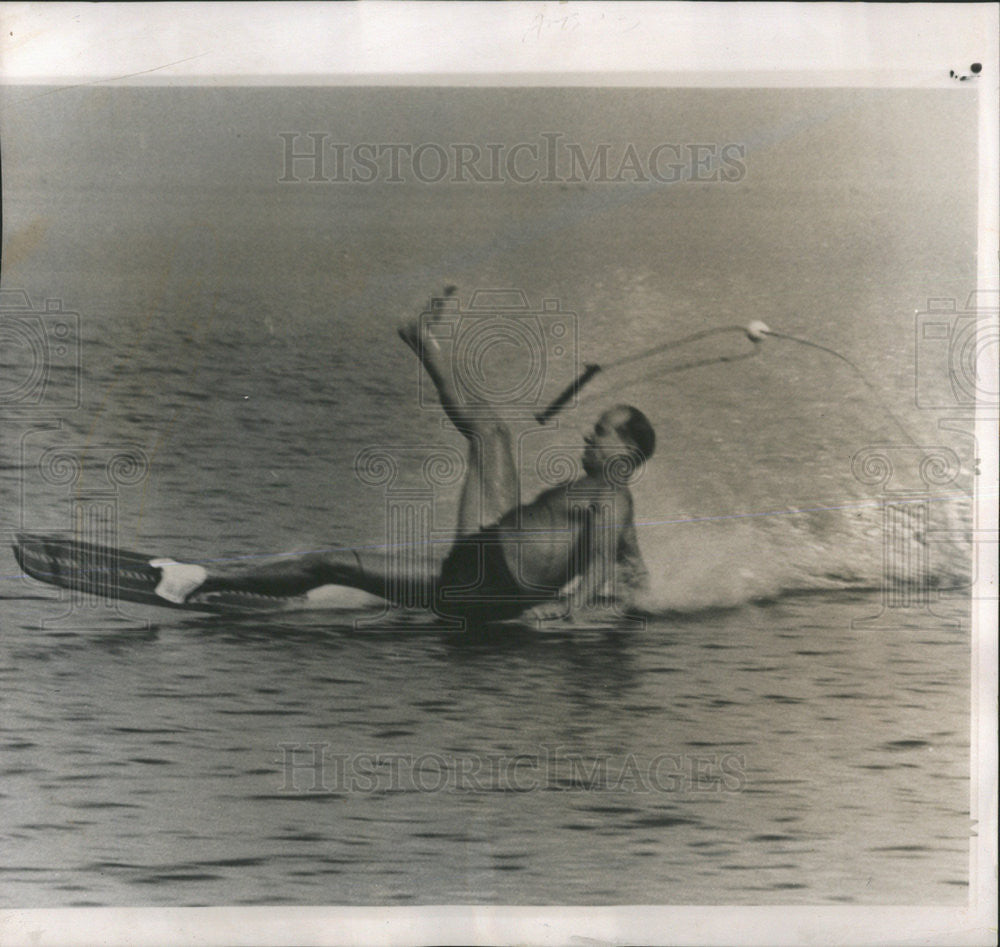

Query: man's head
left=582, top=404, right=656, bottom=479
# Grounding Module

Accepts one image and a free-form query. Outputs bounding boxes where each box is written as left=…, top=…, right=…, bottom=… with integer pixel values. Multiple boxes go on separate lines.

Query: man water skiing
left=153, top=289, right=656, bottom=624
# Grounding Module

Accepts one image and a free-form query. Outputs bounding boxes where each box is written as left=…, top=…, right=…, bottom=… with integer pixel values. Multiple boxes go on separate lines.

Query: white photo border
left=1, top=3, right=996, bottom=945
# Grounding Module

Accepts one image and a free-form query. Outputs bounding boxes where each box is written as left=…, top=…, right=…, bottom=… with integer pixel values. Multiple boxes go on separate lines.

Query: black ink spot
left=951, top=64, right=982, bottom=81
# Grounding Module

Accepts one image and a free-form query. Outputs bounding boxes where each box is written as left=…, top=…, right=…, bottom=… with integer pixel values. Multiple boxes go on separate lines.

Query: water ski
left=12, top=533, right=304, bottom=614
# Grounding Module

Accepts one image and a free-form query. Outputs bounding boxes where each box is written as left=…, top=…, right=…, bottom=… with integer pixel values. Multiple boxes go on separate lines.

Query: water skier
left=153, top=290, right=655, bottom=623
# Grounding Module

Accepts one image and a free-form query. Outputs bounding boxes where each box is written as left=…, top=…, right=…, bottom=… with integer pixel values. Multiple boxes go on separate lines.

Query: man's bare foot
left=151, top=558, right=208, bottom=604
left=396, top=318, right=424, bottom=356
left=398, top=285, right=457, bottom=356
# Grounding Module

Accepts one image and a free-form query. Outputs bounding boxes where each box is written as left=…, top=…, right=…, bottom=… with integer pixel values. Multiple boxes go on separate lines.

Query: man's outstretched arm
left=522, top=500, right=629, bottom=621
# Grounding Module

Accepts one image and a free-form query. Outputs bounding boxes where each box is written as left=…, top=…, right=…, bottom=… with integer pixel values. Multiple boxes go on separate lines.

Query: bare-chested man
left=153, top=290, right=656, bottom=624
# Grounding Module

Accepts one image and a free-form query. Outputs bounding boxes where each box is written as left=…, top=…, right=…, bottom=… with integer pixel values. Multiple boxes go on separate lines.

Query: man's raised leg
left=398, top=288, right=520, bottom=534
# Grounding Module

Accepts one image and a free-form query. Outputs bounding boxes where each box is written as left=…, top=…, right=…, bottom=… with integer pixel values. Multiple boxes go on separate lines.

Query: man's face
left=582, top=407, right=632, bottom=475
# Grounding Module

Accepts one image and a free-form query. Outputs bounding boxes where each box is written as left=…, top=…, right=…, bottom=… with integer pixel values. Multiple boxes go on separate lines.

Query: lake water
left=0, top=592, right=971, bottom=907
left=0, top=86, right=979, bottom=906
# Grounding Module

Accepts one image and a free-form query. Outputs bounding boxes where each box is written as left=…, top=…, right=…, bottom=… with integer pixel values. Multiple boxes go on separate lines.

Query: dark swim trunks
left=435, top=525, right=554, bottom=623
